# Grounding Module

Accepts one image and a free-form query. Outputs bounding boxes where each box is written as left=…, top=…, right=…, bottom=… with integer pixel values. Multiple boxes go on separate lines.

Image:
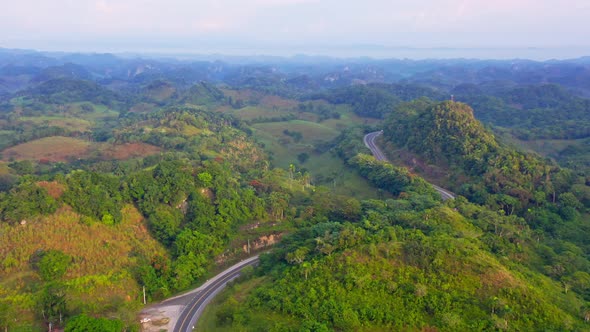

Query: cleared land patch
left=230, top=106, right=293, bottom=121
left=252, top=120, right=339, bottom=144
left=2, top=136, right=91, bottom=162
left=97, top=142, right=162, bottom=160
left=19, top=116, right=92, bottom=132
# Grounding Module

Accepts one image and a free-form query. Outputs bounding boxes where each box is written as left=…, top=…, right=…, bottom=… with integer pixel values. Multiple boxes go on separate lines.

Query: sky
left=1, top=0, right=590, bottom=59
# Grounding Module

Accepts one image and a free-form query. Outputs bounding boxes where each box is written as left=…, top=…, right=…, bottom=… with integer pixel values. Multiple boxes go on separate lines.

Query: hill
left=455, top=84, right=590, bottom=140
left=17, top=78, right=127, bottom=108
left=0, top=50, right=589, bottom=331
left=199, top=196, right=589, bottom=331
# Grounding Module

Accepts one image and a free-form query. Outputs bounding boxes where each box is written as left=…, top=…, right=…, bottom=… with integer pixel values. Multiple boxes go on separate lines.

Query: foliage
left=33, top=249, right=71, bottom=281
left=21, top=78, right=126, bottom=108
left=211, top=199, right=588, bottom=331
left=65, top=314, right=124, bottom=332
left=385, top=100, right=589, bottom=217
left=38, top=282, right=67, bottom=328
left=457, top=84, right=590, bottom=140
left=62, top=171, right=124, bottom=224
left=314, top=83, right=444, bottom=118
left=0, top=181, right=58, bottom=223
left=2, top=52, right=590, bottom=331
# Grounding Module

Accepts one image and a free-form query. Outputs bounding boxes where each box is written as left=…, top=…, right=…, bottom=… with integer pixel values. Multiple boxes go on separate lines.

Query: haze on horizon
left=2, top=0, right=590, bottom=60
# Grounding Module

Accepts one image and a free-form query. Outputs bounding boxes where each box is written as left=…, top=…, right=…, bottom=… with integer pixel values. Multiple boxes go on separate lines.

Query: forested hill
left=384, top=100, right=589, bottom=217
left=386, top=100, right=499, bottom=170
left=1, top=48, right=590, bottom=331
left=454, top=84, right=590, bottom=139
left=310, top=83, right=445, bottom=118
left=18, top=78, right=128, bottom=108
left=200, top=124, right=590, bottom=332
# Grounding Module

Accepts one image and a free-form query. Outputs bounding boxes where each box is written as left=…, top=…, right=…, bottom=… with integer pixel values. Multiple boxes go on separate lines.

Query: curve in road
left=174, top=255, right=259, bottom=332
left=363, top=130, right=456, bottom=200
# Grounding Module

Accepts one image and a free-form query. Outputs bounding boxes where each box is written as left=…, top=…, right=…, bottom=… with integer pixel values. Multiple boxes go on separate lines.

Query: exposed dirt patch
left=129, top=102, right=157, bottom=113
left=98, top=142, right=162, bottom=160
left=2, top=136, right=91, bottom=162
left=243, top=233, right=283, bottom=253
left=140, top=306, right=180, bottom=332
left=482, top=269, right=519, bottom=289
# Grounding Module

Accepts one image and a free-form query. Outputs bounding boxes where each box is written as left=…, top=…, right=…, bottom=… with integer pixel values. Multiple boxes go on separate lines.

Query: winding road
left=150, top=131, right=451, bottom=332
left=173, top=255, right=259, bottom=332
left=363, top=130, right=455, bottom=200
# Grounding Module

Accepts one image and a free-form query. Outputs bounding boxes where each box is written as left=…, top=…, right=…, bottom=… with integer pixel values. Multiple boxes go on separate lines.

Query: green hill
left=199, top=196, right=589, bottom=331
left=20, top=78, right=126, bottom=107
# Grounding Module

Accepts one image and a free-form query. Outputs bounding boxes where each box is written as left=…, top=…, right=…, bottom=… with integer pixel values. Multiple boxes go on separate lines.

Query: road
left=173, top=255, right=259, bottom=332
left=363, top=130, right=456, bottom=200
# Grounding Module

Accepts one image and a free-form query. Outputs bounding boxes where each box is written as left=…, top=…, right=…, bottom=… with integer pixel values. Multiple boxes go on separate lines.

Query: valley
left=0, top=48, right=588, bottom=332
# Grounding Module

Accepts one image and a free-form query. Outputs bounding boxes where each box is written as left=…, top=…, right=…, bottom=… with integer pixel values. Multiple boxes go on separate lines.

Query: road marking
left=175, top=258, right=259, bottom=332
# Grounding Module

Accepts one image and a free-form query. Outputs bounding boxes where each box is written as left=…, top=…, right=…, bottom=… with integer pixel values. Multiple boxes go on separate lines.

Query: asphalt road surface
left=173, top=255, right=259, bottom=332
left=363, top=130, right=456, bottom=200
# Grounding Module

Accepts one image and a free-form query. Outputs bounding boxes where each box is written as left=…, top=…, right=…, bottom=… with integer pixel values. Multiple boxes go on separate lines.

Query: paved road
left=363, top=130, right=456, bottom=200
left=173, top=255, right=259, bottom=332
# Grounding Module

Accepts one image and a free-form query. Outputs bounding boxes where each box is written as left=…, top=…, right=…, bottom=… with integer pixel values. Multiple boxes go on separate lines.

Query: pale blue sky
left=1, top=0, right=590, bottom=58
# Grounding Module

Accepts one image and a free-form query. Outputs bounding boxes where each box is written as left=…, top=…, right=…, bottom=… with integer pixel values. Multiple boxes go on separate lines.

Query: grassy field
left=0, top=162, right=10, bottom=175
left=2, top=136, right=91, bottom=162
left=494, top=129, right=585, bottom=156
left=129, top=102, right=158, bottom=113
left=0, top=204, right=167, bottom=329
left=251, top=116, right=386, bottom=199
left=253, top=120, right=340, bottom=144
left=93, top=142, right=162, bottom=160
left=2, top=137, right=163, bottom=163
left=228, top=106, right=294, bottom=121
left=145, top=85, right=176, bottom=101
left=514, top=138, right=587, bottom=157
left=19, top=115, right=92, bottom=132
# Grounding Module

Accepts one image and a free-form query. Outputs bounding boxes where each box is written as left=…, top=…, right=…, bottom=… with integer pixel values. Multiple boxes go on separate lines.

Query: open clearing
left=229, top=106, right=293, bottom=121
left=18, top=116, right=92, bottom=132
left=252, top=120, right=340, bottom=144
left=2, top=137, right=162, bottom=162
left=2, top=136, right=91, bottom=162
left=96, top=142, right=162, bottom=160
left=251, top=119, right=385, bottom=199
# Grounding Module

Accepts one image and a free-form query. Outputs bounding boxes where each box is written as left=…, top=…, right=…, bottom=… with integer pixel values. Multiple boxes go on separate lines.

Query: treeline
left=311, top=83, right=445, bottom=118
left=455, top=84, right=590, bottom=139
left=19, top=78, right=128, bottom=109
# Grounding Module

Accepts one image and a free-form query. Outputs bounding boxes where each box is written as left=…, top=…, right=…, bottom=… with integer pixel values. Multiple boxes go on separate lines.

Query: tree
left=269, top=192, right=289, bottom=220
left=197, top=172, right=213, bottom=187
left=39, top=283, right=67, bottom=328
left=286, top=247, right=309, bottom=265
left=148, top=206, right=182, bottom=246
left=65, top=314, right=123, bottom=332
left=0, top=301, right=15, bottom=332
left=297, top=152, right=310, bottom=164
left=36, top=250, right=71, bottom=281
left=0, top=182, right=58, bottom=223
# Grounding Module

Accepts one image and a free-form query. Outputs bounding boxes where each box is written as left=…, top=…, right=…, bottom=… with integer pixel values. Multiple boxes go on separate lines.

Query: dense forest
left=0, top=48, right=589, bottom=331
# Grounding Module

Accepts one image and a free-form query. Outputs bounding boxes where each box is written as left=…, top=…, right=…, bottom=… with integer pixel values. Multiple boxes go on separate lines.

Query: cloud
left=0, top=0, right=589, bottom=51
